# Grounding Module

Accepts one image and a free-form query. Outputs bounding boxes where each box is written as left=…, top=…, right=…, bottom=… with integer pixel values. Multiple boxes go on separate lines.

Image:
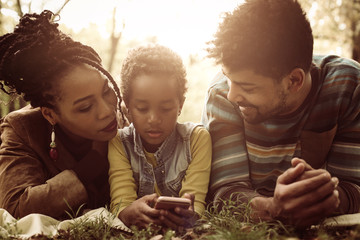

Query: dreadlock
left=0, top=10, right=126, bottom=124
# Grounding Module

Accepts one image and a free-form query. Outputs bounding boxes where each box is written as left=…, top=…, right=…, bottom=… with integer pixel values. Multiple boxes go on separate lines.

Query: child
left=108, top=44, right=212, bottom=230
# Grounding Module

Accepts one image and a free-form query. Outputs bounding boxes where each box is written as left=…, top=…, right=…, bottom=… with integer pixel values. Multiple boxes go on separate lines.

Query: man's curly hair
left=207, top=0, right=313, bottom=79
left=120, top=44, right=187, bottom=106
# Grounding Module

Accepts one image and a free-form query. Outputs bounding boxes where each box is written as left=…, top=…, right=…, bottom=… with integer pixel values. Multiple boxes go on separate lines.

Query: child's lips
left=146, top=130, right=162, bottom=138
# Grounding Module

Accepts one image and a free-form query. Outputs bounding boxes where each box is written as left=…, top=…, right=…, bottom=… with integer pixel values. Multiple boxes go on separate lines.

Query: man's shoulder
left=314, top=55, right=360, bottom=73
left=207, top=72, right=229, bottom=91
left=313, top=55, right=360, bottom=93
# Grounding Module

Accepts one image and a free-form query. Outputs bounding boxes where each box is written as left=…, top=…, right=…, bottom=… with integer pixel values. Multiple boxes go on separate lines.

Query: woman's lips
left=101, top=119, right=117, bottom=132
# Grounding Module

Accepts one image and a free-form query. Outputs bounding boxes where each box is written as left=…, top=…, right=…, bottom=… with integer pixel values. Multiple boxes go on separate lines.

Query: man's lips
left=239, top=106, right=255, bottom=115
left=101, top=119, right=117, bottom=132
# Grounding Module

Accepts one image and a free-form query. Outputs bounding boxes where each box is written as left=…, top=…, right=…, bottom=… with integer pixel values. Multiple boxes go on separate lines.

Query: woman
left=0, top=10, right=127, bottom=219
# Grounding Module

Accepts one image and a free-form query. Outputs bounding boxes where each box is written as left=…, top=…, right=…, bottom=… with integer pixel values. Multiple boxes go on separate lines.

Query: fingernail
left=323, top=172, right=331, bottom=178
left=334, top=189, right=339, bottom=197
left=332, top=177, right=339, bottom=188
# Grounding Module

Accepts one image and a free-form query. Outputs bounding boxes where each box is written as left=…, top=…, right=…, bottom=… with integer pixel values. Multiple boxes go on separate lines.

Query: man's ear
left=287, top=68, right=306, bottom=92
left=41, top=107, right=58, bottom=125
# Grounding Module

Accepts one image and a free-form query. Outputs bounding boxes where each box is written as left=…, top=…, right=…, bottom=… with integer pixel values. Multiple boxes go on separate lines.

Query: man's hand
left=251, top=158, right=340, bottom=227
left=159, top=193, right=199, bottom=231
left=119, top=194, right=161, bottom=228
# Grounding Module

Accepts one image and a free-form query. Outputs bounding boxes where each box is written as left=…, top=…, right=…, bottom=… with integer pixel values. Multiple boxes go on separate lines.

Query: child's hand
left=159, top=193, right=199, bottom=231
left=119, top=193, right=161, bottom=228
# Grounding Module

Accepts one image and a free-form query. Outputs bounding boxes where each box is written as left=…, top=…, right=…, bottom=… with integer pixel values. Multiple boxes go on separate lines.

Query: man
left=202, top=0, right=360, bottom=227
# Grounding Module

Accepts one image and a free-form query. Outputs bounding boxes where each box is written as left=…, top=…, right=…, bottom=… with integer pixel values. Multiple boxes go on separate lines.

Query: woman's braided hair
left=0, top=10, right=126, bottom=124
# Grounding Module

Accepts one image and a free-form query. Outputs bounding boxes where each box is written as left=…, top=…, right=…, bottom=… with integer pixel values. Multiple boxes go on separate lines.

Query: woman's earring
left=49, top=124, right=58, bottom=161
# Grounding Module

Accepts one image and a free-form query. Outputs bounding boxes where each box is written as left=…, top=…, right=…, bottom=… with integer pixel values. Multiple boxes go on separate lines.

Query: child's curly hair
left=120, top=44, right=187, bottom=106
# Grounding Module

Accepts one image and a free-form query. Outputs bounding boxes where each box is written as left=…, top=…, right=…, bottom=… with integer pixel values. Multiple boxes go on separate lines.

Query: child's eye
left=161, top=108, right=173, bottom=112
left=136, top=107, right=148, bottom=112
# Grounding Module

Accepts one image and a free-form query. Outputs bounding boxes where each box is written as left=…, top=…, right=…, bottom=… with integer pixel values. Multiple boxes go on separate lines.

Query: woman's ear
left=41, top=107, right=58, bottom=125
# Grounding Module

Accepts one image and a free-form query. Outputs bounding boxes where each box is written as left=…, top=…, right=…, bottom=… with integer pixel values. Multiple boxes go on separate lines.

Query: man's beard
left=240, top=90, right=289, bottom=124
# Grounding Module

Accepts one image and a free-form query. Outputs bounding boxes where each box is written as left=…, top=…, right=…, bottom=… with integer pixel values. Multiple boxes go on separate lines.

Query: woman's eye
left=103, top=87, right=111, bottom=95
left=79, top=105, right=92, bottom=112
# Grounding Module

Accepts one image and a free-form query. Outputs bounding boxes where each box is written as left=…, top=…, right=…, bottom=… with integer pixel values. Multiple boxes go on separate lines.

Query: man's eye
left=242, top=87, right=256, bottom=93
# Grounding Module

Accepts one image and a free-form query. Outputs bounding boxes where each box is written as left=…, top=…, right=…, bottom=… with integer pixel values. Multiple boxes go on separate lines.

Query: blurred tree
left=300, top=0, right=360, bottom=62
left=108, top=6, right=125, bottom=72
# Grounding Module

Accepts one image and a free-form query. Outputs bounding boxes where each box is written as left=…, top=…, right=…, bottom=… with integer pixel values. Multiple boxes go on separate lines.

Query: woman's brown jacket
left=0, top=106, right=110, bottom=219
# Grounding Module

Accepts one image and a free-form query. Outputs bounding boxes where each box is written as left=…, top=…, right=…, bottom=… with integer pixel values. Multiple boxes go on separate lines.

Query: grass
left=3, top=199, right=360, bottom=240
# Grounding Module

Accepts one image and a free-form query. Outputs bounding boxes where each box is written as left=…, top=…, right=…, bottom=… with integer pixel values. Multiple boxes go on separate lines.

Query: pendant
left=50, top=148, right=58, bottom=161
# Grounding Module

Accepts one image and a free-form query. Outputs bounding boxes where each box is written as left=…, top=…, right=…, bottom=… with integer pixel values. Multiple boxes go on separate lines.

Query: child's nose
left=148, top=112, right=162, bottom=124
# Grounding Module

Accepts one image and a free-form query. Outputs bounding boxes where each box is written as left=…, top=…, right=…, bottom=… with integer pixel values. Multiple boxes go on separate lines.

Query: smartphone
left=154, top=196, right=191, bottom=210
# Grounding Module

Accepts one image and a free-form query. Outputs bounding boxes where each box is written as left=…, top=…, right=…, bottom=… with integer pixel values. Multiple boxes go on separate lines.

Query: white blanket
left=0, top=207, right=131, bottom=238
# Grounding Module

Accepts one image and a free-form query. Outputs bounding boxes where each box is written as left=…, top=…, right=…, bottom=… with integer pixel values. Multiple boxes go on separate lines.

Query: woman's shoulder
left=2, top=105, right=43, bottom=123
left=1, top=105, right=47, bottom=135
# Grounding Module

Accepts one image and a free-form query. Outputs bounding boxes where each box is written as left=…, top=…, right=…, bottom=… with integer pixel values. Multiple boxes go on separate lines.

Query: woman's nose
left=98, top=99, right=114, bottom=119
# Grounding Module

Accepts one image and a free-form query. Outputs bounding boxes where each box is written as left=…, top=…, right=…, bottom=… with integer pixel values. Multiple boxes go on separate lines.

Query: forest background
left=0, top=0, right=359, bottom=123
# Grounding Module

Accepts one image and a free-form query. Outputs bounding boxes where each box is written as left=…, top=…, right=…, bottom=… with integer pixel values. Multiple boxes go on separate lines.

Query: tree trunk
left=107, top=7, right=124, bottom=72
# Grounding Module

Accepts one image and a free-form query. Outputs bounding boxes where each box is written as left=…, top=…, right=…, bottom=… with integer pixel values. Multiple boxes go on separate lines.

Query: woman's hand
left=159, top=193, right=199, bottom=231
left=119, top=193, right=161, bottom=228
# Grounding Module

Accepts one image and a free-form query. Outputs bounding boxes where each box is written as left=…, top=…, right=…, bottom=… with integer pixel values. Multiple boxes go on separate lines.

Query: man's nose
left=227, top=82, right=244, bottom=104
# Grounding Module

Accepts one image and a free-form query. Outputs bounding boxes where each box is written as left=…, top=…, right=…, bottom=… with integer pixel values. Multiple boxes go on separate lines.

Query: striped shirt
left=201, top=55, right=360, bottom=213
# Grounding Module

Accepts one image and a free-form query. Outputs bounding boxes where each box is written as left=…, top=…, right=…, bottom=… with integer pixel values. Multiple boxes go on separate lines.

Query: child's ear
left=125, top=108, right=133, bottom=123
left=178, top=99, right=185, bottom=116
